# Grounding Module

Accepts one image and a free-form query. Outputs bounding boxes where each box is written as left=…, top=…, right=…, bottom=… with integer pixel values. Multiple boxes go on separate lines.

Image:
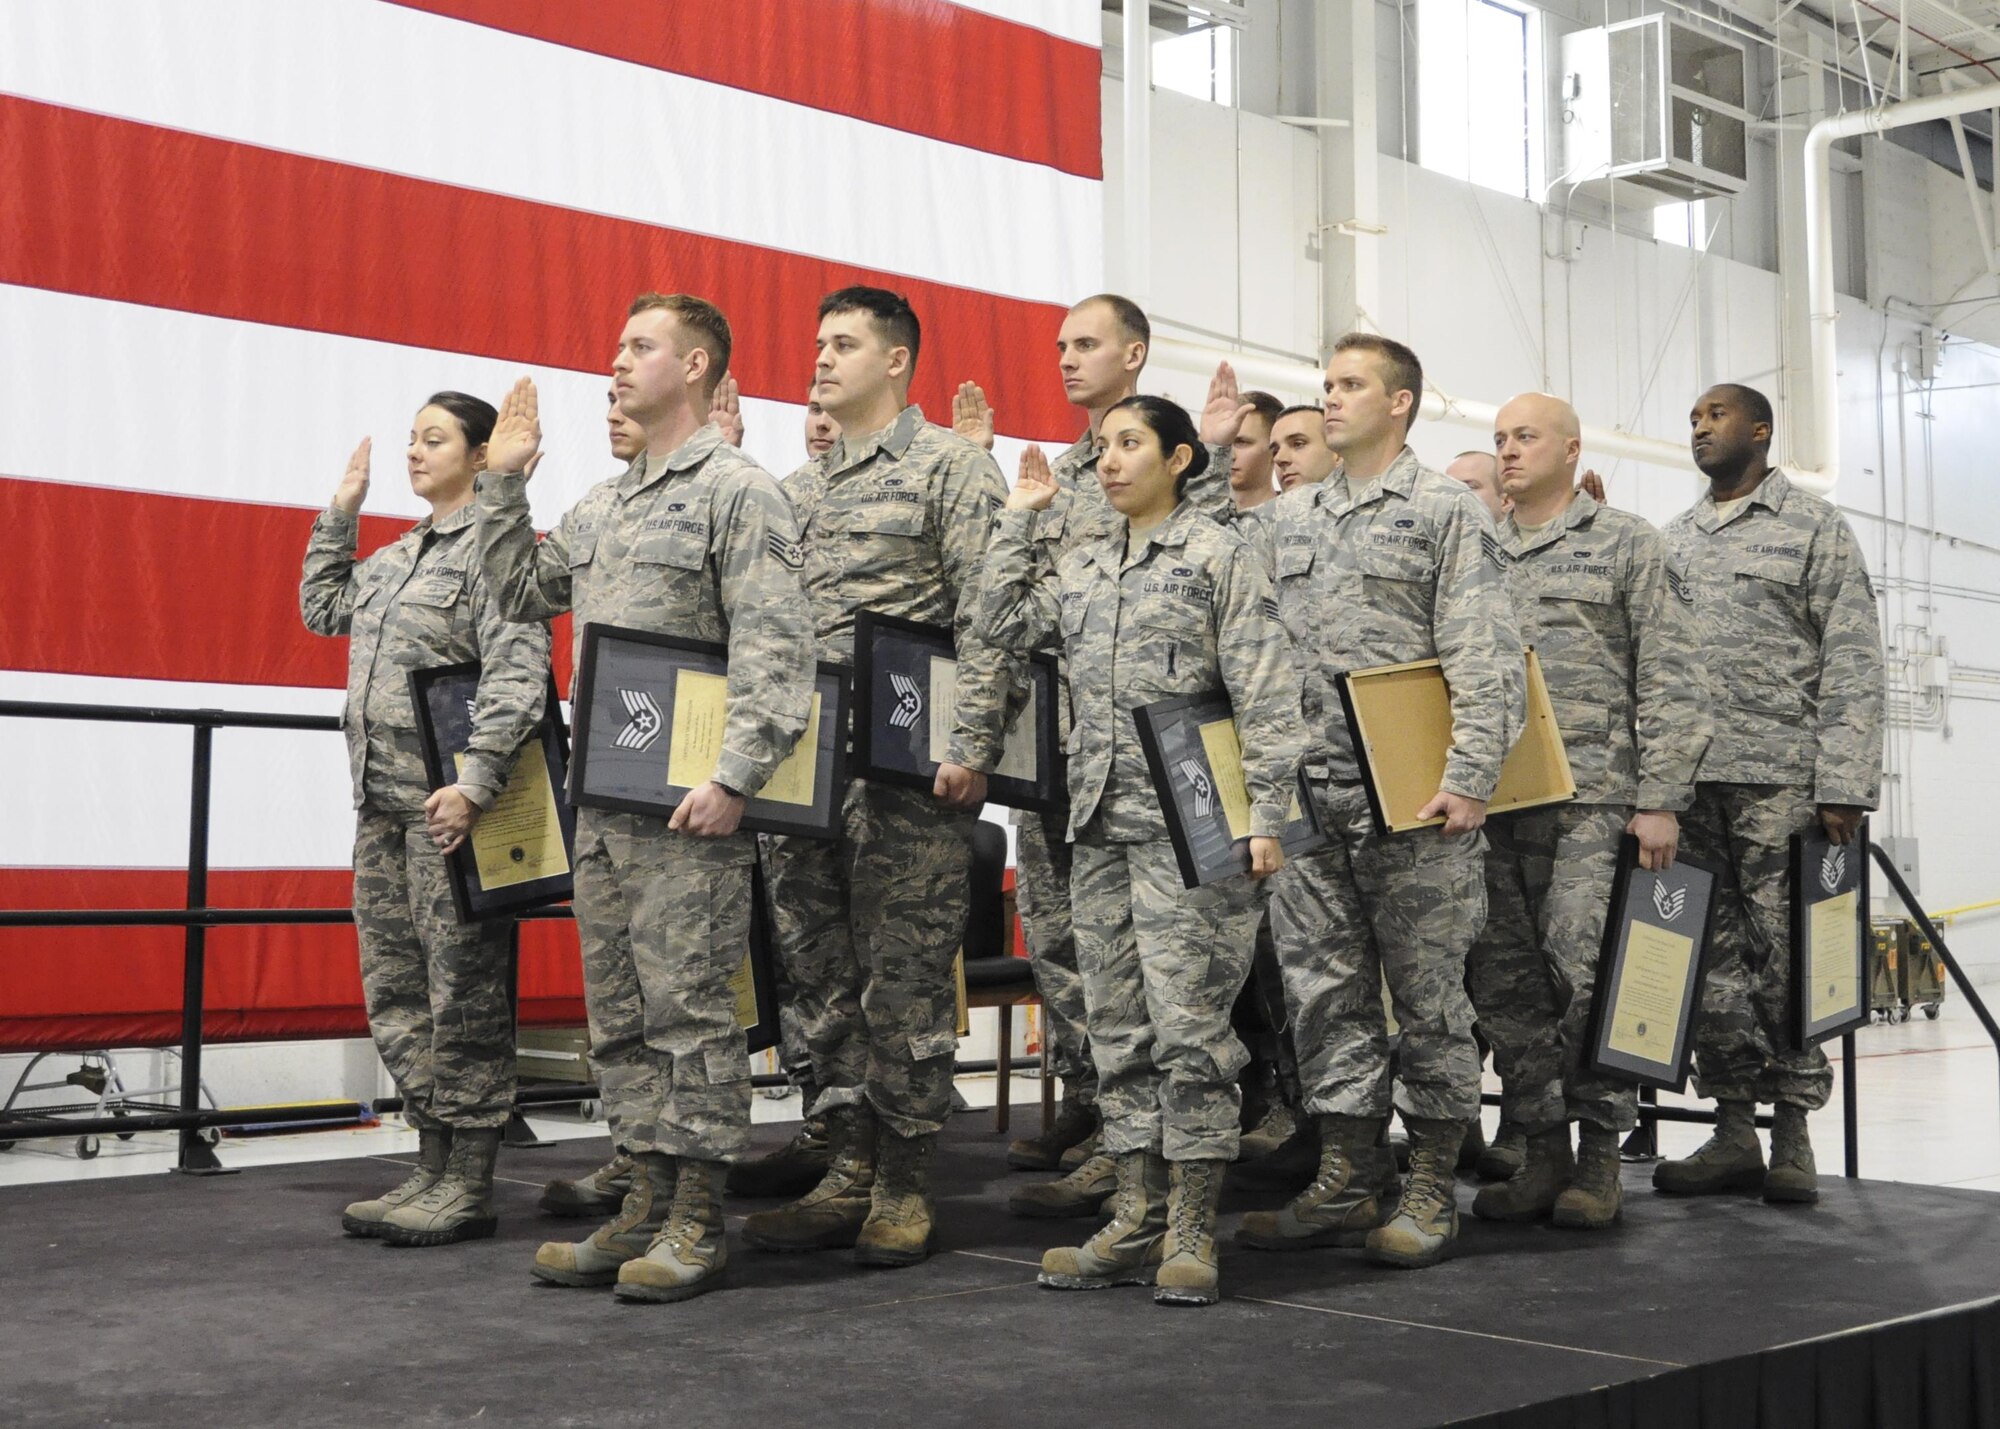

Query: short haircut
left=1071, top=293, right=1151, bottom=352
left=421, top=391, right=498, bottom=450
left=628, top=292, right=733, bottom=398
left=1711, top=382, right=1775, bottom=431
left=1454, top=449, right=1498, bottom=465
left=819, top=285, right=922, bottom=372
left=1240, top=390, right=1284, bottom=428
left=1332, top=332, right=1425, bottom=430
left=1276, top=403, right=1323, bottom=425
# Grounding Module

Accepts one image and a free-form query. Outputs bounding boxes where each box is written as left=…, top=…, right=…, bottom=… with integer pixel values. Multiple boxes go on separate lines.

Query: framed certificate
left=1583, top=836, right=1720, bottom=1091
left=851, top=611, right=1063, bottom=814
left=409, top=664, right=577, bottom=924
left=568, top=624, right=847, bottom=840
left=738, top=860, right=782, bottom=1054
left=1336, top=648, right=1575, bottom=836
left=1790, top=824, right=1870, bottom=1047
left=1132, top=690, right=1327, bottom=889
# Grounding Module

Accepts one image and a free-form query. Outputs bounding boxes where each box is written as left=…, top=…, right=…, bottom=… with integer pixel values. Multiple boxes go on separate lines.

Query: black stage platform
left=5, top=1113, right=1996, bottom=1428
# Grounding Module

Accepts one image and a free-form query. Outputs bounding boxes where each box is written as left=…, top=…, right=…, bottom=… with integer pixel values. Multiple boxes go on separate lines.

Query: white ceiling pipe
left=1122, top=0, right=1152, bottom=310
left=1802, top=80, right=2000, bottom=496
left=1149, top=335, right=1699, bottom=471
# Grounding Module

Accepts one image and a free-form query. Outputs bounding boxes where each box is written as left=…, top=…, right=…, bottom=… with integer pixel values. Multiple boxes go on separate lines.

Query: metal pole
left=1122, top=0, right=1151, bottom=307
left=175, top=722, right=233, bottom=1175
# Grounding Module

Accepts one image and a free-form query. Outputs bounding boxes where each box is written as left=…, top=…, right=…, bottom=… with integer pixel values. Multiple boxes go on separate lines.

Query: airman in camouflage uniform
left=476, top=294, right=816, bottom=1303
left=745, top=287, right=1016, bottom=1270
left=300, top=396, right=550, bottom=1248
left=1654, top=384, right=1883, bottom=1206
left=1235, top=334, right=1524, bottom=1270
left=1464, top=393, right=1711, bottom=1231
left=984, top=396, right=1304, bottom=1307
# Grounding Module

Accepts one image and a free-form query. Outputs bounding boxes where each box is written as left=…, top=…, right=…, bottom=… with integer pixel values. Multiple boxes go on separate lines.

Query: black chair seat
left=962, top=955, right=1035, bottom=993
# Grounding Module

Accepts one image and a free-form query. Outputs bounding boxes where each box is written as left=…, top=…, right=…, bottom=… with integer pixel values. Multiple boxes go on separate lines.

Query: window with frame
left=1153, top=17, right=1236, bottom=106
left=1419, top=0, right=1539, bottom=199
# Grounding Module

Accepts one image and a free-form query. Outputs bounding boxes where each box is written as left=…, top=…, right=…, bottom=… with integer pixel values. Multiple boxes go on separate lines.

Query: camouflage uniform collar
left=1088, top=499, right=1199, bottom=575
left=1318, top=444, right=1420, bottom=514
left=826, top=404, right=925, bottom=477
left=1504, top=489, right=1596, bottom=556
left=1055, top=428, right=1097, bottom=477
left=1693, top=467, right=1790, bottom=531
left=412, top=501, right=476, bottom=540
left=622, top=423, right=724, bottom=496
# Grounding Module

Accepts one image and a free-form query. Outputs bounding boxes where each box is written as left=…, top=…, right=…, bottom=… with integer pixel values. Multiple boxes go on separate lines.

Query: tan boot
left=1471, top=1125, right=1574, bottom=1222
left=342, top=1127, right=449, bottom=1238
left=1154, top=1159, right=1227, bottom=1307
left=538, top=1152, right=633, bottom=1219
left=1039, top=1151, right=1169, bottom=1290
left=1553, top=1124, right=1623, bottom=1229
left=616, top=1158, right=728, bottom=1303
left=1237, top=1115, right=1386, bottom=1250
left=1475, top=1120, right=1526, bottom=1182
left=380, top=1127, right=501, bottom=1248
left=1233, top=1118, right=1322, bottom=1192
left=726, top=1116, right=831, bottom=1199
left=1007, top=1095, right=1099, bottom=1172
left=1057, top=1127, right=1102, bottom=1174
left=1365, top=1118, right=1462, bottom=1268
left=1237, top=1104, right=1299, bottom=1163
left=1652, top=1101, right=1764, bottom=1196
left=742, top=1104, right=876, bottom=1252
left=854, top=1129, right=937, bottom=1267
left=533, top=1152, right=671, bottom=1286
left=1763, top=1104, right=1819, bottom=1205
left=1008, top=1151, right=1118, bottom=1219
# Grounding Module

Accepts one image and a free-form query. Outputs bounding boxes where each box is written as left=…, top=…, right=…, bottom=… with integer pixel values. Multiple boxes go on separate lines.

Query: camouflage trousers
left=351, top=805, right=515, bottom=1130
left=572, top=808, right=754, bottom=1160
left=1070, top=830, right=1261, bottom=1162
left=757, top=851, right=814, bottom=1084
left=1014, top=809, right=1095, bottom=1104
left=1683, top=783, right=1833, bottom=1110
left=1466, top=804, right=1637, bottom=1134
left=763, top=779, right=974, bottom=1139
left=1270, top=780, right=1485, bottom=1123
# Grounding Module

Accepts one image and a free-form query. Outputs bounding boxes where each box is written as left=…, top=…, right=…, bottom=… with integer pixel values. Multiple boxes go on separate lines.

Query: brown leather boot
left=538, top=1152, right=634, bottom=1219
left=343, top=1127, right=449, bottom=1238
left=1007, top=1095, right=1099, bottom=1172
left=1237, top=1115, right=1386, bottom=1250
left=1009, top=1151, right=1118, bottom=1219
left=1553, top=1123, right=1623, bottom=1229
left=1365, top=1118, right=1463, bottom=1268
left=1154, top=1159, right=1227, bottom=1307
left=1039, top=1151, right=1169, bottom=1290
left=533, top=1151, right=670, bottom=1286
left=854, top=1128, right=937, bottom=1267
left=742, top=1104, right=876, bottom=1251
left=726, top=1116, right=831, bottom=1199
left=380, top=1127, right=501, bottom=1248
left=1471, top=1125, right=1574, bottom=1222
left=1653, top=1101, right=1764, bottom=1196
left=616, top=1157, right=728, bottom=1303
left=1763, top=1104, right=1819, bottom=1205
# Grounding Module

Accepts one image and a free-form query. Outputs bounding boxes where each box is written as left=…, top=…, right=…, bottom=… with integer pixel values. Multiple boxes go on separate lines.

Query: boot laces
left=1172, top=1162, right=1215, bottom=1244
left=1304, top=1146, right=1354, bottom=1199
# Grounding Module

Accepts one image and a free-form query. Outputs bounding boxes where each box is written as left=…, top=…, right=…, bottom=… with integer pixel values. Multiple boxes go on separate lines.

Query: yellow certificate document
left=926, top=655, right=959, bottom=763
left=1810, top=890, right=1860, bottom=1024
left=665, top=670, right=728, bottom=790
left=453, top=743, right=568, bottom=889
left=758, top=693, right=823, bottom=807
left=1196, top=718, right=1254, bottom=840
left=1607, top=921, right=1696, bottom=1063
left=729, top=954, right=758, bottom=1030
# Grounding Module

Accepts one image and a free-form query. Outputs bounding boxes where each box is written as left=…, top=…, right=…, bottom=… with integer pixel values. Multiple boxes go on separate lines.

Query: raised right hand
left=1007, top=445, right=1059, bottom=512
left=332, top=438, right=371, bottom=514
left=487, top=376, right=542, bottom=476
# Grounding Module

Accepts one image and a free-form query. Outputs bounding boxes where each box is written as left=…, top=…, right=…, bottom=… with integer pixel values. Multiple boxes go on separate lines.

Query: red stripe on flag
left=0, top=867, right=584, bottom=1053
left=0, top=477, right=574, bottom=690
left=392, top=0, right=1102, bottom=181
left=0, top=97, right=1076, bottom=438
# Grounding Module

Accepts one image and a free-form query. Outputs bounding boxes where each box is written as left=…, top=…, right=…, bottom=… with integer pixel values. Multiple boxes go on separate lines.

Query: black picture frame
left=567, top=623, right=848, bottom=840
left=1131, top=689, right=1327, bottom=889
left=1790, top=822, right=1871, bottom=1048
left=740, top=858, right=782, bottom=1054
left=409, top=663, right=577, bottom=925
left=851, top=610, right=1064, bottom=815
left=1583, top=835, right=1722, bottom=1092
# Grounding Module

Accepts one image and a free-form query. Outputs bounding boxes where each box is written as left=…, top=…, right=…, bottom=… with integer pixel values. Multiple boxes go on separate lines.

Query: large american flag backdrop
left=0, top=0, right=1102, bottom=1049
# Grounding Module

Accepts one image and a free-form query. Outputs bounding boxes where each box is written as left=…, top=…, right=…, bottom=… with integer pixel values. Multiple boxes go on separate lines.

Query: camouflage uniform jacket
left=1498, top=492, right=1710, bottom=811
left=982, top=499, right=1305, bottom=844
left=783, top=404, right=1012, bottom=772
left=473, top=423, right=815, bottom=799
left=1246, top=446, right=1525, bottom=798
left=301, top=501, right=549, bottom=812
left=1662, top=469, right=1884, bottom=808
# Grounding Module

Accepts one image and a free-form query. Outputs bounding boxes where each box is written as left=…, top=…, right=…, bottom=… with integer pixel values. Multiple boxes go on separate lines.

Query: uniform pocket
left=397, top=580, right=462, bottom=610
left=908, top=1027, right=958, bottom=1061
left=565, top=530, right=598, bottom=569
left=1274, top=543, right=1316, bottom=582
